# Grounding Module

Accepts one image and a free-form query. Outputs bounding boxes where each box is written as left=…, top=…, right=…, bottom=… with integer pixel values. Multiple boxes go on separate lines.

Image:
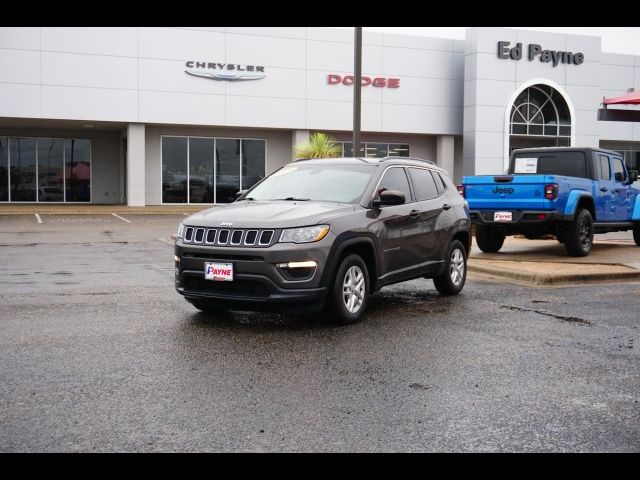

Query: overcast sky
left=336, top=27, right=640, bottom=56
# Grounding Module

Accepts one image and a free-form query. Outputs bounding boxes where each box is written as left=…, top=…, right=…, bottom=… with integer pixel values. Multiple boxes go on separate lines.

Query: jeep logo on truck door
left=492, top=187, right=515, bottom=195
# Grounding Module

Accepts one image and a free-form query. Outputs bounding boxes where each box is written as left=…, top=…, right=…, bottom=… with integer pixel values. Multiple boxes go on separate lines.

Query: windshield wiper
left=278, top=197, right=310, bottom=201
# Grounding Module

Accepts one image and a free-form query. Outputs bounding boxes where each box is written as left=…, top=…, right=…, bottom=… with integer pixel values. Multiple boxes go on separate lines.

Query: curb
left=468, top=260, right=640, bottom=285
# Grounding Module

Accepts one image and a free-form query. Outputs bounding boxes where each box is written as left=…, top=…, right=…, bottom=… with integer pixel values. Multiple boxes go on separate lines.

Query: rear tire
left=564, top=209, right=594, bottom=257
left=633, top=223, right=640, bottom=246
left=433, top=240, right=467, bottom=296
left=556, top=230, right=565, bottom=244
left=475, top=225, right=505, bottom=253
left=326, top=254, right=370, bottom=325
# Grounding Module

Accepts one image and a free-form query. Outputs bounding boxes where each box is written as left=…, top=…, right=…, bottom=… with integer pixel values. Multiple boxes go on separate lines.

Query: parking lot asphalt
left=1, top=214, right=639, bottom=452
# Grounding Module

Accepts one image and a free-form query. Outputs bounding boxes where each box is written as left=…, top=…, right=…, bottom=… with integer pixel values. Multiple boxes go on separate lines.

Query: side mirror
left=235, top=190, right=247, bottom=201
left=628, top=170, right=638, bottom=183
left=372, top=189, right=406, bottom=207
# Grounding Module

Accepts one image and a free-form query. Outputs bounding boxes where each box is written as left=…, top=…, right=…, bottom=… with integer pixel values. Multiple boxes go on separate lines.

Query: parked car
left=174, top=156, right=471, bottom=324
left=460, top=147, right=640, bottom=256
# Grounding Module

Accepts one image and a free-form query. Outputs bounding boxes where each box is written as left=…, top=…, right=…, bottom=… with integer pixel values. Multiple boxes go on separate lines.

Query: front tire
left=475, top=225, right=505, bottom=253
left=433, top=240, right=467, bottom=296
left=327, top=254, right=369, bottom=325
left=633, top=223, right=640, bottom=246
left=564, top=209, right=594, bottom=257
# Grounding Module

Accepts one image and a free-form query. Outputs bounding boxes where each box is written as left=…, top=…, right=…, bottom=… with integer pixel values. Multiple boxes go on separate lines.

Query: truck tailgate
left=463, top=175, right=551, bottom=210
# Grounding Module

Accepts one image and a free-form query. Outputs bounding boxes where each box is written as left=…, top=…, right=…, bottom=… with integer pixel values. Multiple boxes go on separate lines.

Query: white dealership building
left=0, top=26, right=639, bottom=205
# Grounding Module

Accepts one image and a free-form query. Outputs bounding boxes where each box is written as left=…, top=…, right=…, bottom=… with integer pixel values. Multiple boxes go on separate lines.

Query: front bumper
left=174, top=238, right=331, bottom=312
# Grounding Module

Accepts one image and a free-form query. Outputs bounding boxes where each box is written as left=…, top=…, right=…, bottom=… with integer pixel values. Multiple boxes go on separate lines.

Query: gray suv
left=175, top=156, right=471, bottom=324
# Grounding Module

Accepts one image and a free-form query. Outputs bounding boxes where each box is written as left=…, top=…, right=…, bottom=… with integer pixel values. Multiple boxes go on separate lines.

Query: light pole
left=353, top=27, right=362, bottom=158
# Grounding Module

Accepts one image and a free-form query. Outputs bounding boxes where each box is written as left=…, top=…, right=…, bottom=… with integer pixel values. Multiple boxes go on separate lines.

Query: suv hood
left=184, top=200, right=357, bottom=229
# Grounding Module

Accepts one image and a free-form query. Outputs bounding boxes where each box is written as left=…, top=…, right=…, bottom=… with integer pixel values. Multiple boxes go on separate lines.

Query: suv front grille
left=182, top=227, right=276, bottom=247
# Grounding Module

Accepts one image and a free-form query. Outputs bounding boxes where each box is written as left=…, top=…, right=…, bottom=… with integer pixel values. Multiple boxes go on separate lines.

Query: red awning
left=603, top=90, right=640, bottom=105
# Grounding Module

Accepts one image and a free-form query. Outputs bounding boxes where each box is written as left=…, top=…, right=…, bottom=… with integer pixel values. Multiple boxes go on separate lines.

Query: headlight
left=279, top=225, right=330, bottom=244
left=176, top=222, right=185, bottom=239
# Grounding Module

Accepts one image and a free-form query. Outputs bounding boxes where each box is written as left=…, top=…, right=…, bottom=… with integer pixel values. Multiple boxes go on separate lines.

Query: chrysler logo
left=185, top=61, right=266, bottom=82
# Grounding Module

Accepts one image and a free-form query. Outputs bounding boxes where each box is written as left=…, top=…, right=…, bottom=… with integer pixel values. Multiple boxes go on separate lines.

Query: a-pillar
left=126, top=124, right=146, bottom=206
left=436, top=135, right=455, bottom=176
left=291, top=130, right=310, bottom=159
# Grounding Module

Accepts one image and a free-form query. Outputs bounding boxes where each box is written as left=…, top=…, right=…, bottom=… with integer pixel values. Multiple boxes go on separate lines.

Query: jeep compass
left=174, top=156, right=471, bottom=324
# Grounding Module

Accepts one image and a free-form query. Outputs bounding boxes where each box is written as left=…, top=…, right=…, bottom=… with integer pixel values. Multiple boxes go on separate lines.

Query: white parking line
left=35, top=213, right=43, bottom=224
left=183, top=213, right=189, bottom=216
left=112, top=213, right=132, bottom=223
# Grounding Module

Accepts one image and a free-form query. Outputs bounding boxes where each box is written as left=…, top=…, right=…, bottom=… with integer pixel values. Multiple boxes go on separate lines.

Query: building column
left=126, top=123, right=146, bottom=207
left=291, top=130, right=310, bottom=159
left=436, top=135, right=455, bottom=176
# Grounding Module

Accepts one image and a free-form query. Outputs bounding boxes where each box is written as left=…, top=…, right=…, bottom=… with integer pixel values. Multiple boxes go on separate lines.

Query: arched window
left=509, top=85, right=571, bottom=151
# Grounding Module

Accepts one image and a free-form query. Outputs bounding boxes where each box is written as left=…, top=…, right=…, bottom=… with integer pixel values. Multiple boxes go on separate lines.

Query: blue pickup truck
left=460, top=147, right=640, bottom=256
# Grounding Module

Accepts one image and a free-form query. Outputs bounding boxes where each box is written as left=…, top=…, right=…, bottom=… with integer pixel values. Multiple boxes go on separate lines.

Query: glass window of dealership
left=0, top=137, right=91, bottom=203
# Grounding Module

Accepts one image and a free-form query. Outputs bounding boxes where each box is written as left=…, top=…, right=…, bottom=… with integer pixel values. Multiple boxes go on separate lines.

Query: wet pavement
left=1, top=214, right=639, bottom=452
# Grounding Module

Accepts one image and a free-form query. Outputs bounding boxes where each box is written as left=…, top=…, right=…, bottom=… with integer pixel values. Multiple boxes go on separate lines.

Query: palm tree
left=294, top=132, right=342, bottom=159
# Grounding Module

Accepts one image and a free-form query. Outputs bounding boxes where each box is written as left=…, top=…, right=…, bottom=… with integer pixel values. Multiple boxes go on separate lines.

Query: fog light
left=276, top=260, right=317, bottom=280
left=277, top=260, right=317, bottom=269
left=174, top=255, right=180, bottom=262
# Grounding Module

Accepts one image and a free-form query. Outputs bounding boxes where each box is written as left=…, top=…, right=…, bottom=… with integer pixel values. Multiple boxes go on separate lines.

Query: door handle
left=409, top=209, right=421, bottom=218
left=600, top=187, right=608, bottom=192
left=442, top=203, right=452, bottom=210
left=613, top=188, right=623, bottom=193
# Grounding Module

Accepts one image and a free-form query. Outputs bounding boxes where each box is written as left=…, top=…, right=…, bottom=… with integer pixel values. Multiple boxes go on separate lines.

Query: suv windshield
left=511, top=151, right=587, bottom=177
left=246, top=163, right=376, bottom=204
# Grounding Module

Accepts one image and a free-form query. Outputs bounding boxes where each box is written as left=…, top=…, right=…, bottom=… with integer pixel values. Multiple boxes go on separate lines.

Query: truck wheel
left=326, top=254, right=370, bottom=325
left=433, top=240, right=467, bottom=296
left=564, top=209, right=594, bottom=257
left=475, top=225, right=505, bottom=253
left=633, top=223, right=640, bottom=246
left=556, top=231, right=565, bottom=244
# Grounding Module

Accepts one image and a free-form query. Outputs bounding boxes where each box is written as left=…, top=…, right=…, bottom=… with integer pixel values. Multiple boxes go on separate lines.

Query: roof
left=511, top=146, right=623, bottom=157
left=294, top=156, right=439, bottom=167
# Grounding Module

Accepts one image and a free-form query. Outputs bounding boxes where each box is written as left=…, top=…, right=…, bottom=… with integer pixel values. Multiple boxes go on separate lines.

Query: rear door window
left=407, top=167, right=439, bottom=201
left=598, top=155, right=611, bottom=180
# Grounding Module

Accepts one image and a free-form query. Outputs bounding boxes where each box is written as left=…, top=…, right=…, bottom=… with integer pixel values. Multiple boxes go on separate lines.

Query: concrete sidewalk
left=468, top=232, right=640, bottom=285
left=0, top=204, right=212, bottom=215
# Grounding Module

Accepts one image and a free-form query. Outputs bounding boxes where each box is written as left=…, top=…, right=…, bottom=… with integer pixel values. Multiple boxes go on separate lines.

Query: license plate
left=494, top=211, right=512, bottom=222
left=204, top=262, right=233, bottom=281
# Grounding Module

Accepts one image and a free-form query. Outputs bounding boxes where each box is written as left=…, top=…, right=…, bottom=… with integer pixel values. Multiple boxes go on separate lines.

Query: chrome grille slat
left=205, top=229, right=217, bottom=244
left=217, top=229, right=230, bottom=245
left=244, top=230, right=258, bottom=245
left=230, top=230, right=243, bottom=245
left=194, top=228, right=205, bottom=243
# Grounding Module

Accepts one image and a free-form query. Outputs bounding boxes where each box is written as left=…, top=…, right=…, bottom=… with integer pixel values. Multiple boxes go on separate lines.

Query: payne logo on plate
left=205, top=262, right=233, bottom=282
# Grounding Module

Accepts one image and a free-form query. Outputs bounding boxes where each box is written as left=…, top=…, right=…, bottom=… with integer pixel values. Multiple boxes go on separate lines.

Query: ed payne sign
left=327, top=74, right=400, bottom=88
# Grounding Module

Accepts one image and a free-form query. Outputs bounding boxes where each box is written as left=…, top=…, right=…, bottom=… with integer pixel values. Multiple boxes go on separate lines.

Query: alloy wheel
left=342, top=265, right=365, bottom=314
left=449, top=248, right=465, bottom=286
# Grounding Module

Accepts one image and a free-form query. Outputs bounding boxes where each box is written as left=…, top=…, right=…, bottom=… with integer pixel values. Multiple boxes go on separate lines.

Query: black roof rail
left=380, top=156, right=437, bottom=165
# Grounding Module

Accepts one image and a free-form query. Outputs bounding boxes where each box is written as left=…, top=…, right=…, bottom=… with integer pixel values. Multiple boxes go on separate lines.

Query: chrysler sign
left=185, top=61, right=266, bottom=81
